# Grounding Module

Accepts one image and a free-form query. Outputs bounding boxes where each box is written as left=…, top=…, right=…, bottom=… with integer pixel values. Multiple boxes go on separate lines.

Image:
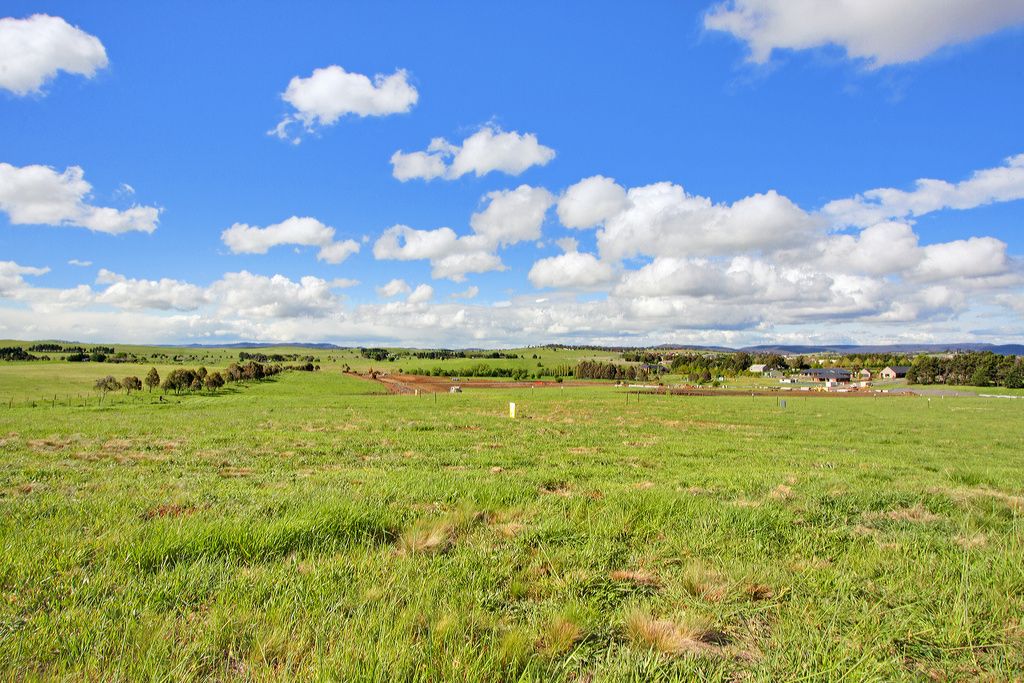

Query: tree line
left=91, top=359, right=309, bottom=397
left=908, top=352, right=1024, bottom=388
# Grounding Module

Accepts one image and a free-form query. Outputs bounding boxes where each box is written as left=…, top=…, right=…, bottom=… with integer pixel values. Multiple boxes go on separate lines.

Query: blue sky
left=1, top=1, right=1023, bottom=346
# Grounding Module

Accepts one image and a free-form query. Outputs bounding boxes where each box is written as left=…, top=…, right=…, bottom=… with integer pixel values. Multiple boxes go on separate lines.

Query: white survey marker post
left=509, top=402, right=517, bottom=418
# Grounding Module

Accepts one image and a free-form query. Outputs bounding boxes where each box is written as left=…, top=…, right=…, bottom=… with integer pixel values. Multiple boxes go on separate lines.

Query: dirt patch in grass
left=634, top=481, right=656, bottom=490
left=769, top=484, right=794, bottom=501
left=568, top=446, right=599, bottom=455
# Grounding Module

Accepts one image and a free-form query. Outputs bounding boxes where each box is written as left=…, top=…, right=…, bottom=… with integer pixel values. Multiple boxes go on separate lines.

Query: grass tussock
left=538, top=614, right=583, bottom=655
left=396, top=507, right=491, bottom=556
left=680, top=564, right=730, bottom=602
left=623, top=608, right=729, bottom=657
left=610, top=570, right=660, bottom=588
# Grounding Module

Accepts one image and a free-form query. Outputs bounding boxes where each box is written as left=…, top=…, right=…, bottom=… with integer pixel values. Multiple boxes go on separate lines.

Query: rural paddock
left=1, top=370, right=1021, bottom=680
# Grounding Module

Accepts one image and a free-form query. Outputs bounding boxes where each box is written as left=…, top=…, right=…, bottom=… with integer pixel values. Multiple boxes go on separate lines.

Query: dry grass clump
left=397, top=508, right=491, bottom=556
left=623, top=608, right=728, bottom=656
left=744, top=583, right=774, bottom=601
left=866, top=504, right=941, bottom=523
left=680, top=564, right=730, bottom=602
left=498, top=522, right=525, bottom=538
left=610, top=570, right=660, bottom=588
left=954, top=533, right=988, bottom=549
left=634, top=481, right=655, bottom=490
left=769, top=484, right=794, bottom=501
left=538, top=614, right=582, bottom=655
left=397, top=519, right=452, bottom=555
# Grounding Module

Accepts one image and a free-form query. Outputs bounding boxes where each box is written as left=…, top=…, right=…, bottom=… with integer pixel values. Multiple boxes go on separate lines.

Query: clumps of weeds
left=680, top=564, right=731, bottom=602
left=622, top=608, right=730, bottom=657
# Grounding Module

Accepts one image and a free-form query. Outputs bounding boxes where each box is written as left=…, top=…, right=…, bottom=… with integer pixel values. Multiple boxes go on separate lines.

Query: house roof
left=800, top=368, right=852, bottom=377
left=885, top=366, right=912, bottom=373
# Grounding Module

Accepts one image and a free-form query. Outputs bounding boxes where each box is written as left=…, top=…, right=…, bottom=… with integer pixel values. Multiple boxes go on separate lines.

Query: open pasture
left=0, top=369, right=1022, bottom=681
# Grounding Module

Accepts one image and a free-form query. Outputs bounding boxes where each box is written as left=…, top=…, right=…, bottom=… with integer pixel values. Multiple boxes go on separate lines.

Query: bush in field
left=94, top=375, right=121, bottom=396
left=161, top=368, right=196, bottom=394
left=145, top=368, right=160, bottom=392
left=204, top=371, right=225, bottom=390
left=122, top=376, right=142, bottom=394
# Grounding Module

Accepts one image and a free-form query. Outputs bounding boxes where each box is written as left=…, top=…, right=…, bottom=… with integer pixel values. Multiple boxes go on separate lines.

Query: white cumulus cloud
left=0, top=163, right=159, bottom=234
left=557, top=175, right=629, bottom=229
left=221, top=216, right=359, bottom=264
left=704, top=0, right=1024, bottom=68
left=377, top=278, right=411, bottom=298
left=373, top=185, right=552, bottom=281
left=469, top=185, right=555, bottom=247
left=587, top=181, right=820, bottom=262
left=0, top=14, right=108, bottom=95
left=271, top=65, right=418, bottom=143
left=407, top=283, right=434, bottom=304
left=824, top=153, right=1024, bottom=227
left=390, top=125, right=555, bottom=181
left=529, top=251, right=617, bottom=290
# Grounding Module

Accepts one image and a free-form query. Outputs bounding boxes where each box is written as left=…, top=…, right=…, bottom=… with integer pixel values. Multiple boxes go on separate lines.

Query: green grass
left=0, top=368, right=1022, bottom=680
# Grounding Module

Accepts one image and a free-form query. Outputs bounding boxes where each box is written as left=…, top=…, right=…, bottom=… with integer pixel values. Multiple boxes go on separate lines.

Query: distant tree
left=89, top=351, right=107, bottom=363
left=145, top=367, right=160, bottom=392
left=1005, top=363, right=1024, bottom=389
left=197, top=366, right=208, bottom=381
left=189, top=376, right=203, bottom=392
left=94, top=375, right=121, bottom=398
left=122, top=376, right=142, bottom=394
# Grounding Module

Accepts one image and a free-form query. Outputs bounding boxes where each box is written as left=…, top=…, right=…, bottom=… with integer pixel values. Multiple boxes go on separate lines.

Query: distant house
left=859, top=369, right=872, bottom=380
left=798, top=368, right=852, bottom=383
left=640, top=363, right=670, bottom=374
left=748, top=364, right=767, bottom=373
left=880, top=366, right=911, bottom=379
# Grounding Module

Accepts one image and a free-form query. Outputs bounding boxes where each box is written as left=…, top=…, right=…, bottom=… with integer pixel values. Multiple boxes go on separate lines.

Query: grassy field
left=1, top=365, right=1022, bottom=680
